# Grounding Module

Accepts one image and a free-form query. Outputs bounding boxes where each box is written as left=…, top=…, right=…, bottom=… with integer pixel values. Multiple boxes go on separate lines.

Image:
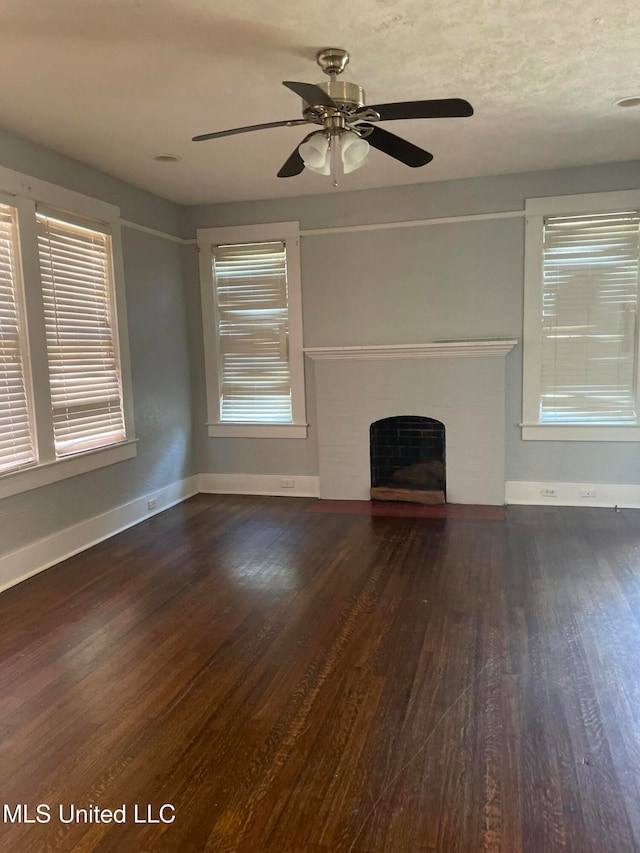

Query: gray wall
left=185, top=160, right=640, bottom=485
left=0, top=129, right=194, bottom=557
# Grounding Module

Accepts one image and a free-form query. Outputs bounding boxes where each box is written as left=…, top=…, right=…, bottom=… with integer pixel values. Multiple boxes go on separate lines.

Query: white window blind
left=540, top=211, right=639, bottom=423
left=0, top=203, right=35, bottom=474
left=37, top=213, right=126, bottom=456
left=213, top=241, right=292, bottom=423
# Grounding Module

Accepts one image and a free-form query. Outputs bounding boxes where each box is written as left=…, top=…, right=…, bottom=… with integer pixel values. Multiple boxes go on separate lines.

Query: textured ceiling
left=1, top=0, right=639, bottom=205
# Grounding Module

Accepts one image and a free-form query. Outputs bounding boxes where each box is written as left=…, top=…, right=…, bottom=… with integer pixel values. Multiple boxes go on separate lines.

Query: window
left=0, top=166, right=135, bottom=498
left=522, top=189, right=640, bottom=441
left=37, top=214, right=126, bottom=455
left=197, top=222, right=307, bottom=438
left=214, top=241, right=292, bottom=424
left=0, top=203, right=35, bottom=474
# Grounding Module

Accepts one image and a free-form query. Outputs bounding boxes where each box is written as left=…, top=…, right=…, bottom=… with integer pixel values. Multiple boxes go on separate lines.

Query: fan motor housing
left=321, top=80, right=365, bottom=108
left=302, top=80, right=366, bottom=120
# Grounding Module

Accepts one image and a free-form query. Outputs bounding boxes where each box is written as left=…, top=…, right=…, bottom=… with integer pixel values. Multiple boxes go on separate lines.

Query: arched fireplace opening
left=370, top=416, right=446, bottom=504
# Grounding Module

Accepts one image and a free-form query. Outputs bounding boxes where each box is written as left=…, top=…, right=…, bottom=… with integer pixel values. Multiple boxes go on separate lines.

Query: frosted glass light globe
left=341, top=131, right=369, bottom=174
left=299, top=133, right=330, bottom=175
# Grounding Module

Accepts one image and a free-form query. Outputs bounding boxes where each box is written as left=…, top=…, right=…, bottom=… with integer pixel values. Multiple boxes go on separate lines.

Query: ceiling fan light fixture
left=299, top=129, right=369, bottom=179
left=341, top=130, right=369, bottom=174
left=298, top=132, right=330, bottom=174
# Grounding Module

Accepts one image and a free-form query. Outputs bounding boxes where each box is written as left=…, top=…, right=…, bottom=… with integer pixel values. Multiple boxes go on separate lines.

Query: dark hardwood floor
left=2, top=495, right=640, bottom=852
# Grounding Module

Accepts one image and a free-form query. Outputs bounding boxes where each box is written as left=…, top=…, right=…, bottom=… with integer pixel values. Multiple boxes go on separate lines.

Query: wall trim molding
left=300, top=208, right=525, bottom=238
left=198, top=473, right=320, bottom=498
left=185, top=206, right=526, bottom=245
left=505, top=480, right=640, bottom=509
left=0, top=476, right=199, bottom=595
left=120, top=219, right=193, bottom=244
left=304, top=340, right=518, bottom=360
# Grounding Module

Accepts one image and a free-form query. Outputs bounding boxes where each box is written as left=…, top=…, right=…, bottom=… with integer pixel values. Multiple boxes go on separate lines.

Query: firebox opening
left=370, top=416, right=446, bottom=504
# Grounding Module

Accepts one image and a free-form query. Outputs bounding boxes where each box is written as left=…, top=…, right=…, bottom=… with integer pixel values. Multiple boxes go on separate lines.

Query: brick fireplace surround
left=304, top=341, right=517, bottom=506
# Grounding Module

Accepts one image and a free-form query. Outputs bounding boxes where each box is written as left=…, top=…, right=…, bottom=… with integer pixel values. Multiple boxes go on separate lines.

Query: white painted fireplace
left=304, top=341, right=517, bottom=505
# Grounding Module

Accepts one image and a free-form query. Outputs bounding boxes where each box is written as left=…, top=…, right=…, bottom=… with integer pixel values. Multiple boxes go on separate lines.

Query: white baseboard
left=505, top=480, right=640, bottom=509
left=3, top=473, right=637, bottom=596
left=198, top=473, right=320, bottom=498
left=0, top=476, right=199, bottom=595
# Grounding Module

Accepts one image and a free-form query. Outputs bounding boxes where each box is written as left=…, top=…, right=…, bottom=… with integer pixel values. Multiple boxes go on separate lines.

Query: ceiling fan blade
left=366, top=98, right=474, bottom=121
left=277, top=132, right=317, bottom=178
left=361, top=124, right=433, bottom=168
left=192, top=119, right=309, bottom=142
left=283, top=81, right=336, bottom=108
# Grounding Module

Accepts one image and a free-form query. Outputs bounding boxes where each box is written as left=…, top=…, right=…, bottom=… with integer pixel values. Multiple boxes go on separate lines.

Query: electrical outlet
left=147, top=499, right=157, bottom=511
left=540, top=487, right=557, bottom=497
left=280, top=478, right=295, bottom=489
left=580, top=489, right=596, bottom=498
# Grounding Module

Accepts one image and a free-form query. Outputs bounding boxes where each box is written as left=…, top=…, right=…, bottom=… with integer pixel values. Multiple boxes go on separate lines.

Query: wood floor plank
left=1, top=497, right=640, bottom=851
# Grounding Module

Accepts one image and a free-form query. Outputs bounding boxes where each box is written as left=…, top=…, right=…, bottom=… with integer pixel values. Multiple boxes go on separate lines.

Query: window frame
left=0, top=196, right=36, bottom=474
left=0, top=165, right=136, bottom=499
left=522, top=189, right=640, bottom=442
left=197, top=221, right=307, bottom=439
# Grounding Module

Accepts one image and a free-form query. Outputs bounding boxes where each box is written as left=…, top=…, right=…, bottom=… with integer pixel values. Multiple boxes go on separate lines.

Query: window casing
left=0, top=202, right=35, bottom=474
left=0, top=167, right=135, bottom=499
left=522, top=189, right=640, bottom=441
left=197, top=222, right=307, bottom=439
left=214, top=241, right=292, bottom=424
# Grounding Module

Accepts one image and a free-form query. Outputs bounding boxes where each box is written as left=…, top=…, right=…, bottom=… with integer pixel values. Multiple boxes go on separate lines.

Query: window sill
left=521, top=424, right=640, bottom=442
left=206, top=423, right=308, bottom=439
left=0, top=439, right=138, bottom=499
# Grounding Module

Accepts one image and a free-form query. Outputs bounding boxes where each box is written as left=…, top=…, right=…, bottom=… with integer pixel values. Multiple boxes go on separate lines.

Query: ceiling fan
left=192, top=48, right=473, bottom=182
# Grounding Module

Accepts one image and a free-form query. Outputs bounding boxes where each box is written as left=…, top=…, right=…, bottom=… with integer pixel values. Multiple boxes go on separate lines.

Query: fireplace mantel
left=304, top=339, right=518, bottom=361
left=310, top=340, right=514, bottom=504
